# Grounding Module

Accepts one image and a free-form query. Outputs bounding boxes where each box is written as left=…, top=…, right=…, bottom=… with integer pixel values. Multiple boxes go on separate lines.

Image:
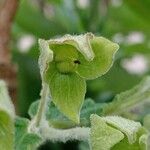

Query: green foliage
left=15, top=117, right=42, bottom=150
left=143, top=114, right=150, bottom=131
left=0, top=81, right=15, bottom=150
left=0, top=111, right=14, bottom=150
left=15, top=117, right=29, bottom=148
left=17, top=133, right=42, bottom=150
left=90, top=115, right=124, bottom=150
left=12, top=0, right=150, bottom=118
left=78, top=142, right=90, bottom=150
left=46, top=72, right=86, bottom=123
left=77, top=37, right=119, bottom=79
left=103, top=76, right=150, bottom=120
left=112, top=127, right=148, bottom=150
left=4, top=0, right=150, bottom=150
left=125, top=0, right=150, bottom=25
left=15, top=0, right=65, bottom=38
left=0, top=81, right=15, bottom=117
left=90, top=115, right=148, bottom=150
left=28, top=98, right=105, bottom=129
left=102, top=116, right=141, bottom=144
left=39, top=33, right=118, bottom=123
left=27, top=73, right=150, bottom=150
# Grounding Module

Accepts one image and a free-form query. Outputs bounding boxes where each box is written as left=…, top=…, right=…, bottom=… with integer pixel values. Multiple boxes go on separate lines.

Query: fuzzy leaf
left=78, top=142, right=90, bottom=150
left=103, top=116, right=141, bottom=143
left=18, top=133, right=42, bottom=150
left=0, top=111, right=14, bottom=150
left=38, top=39, right=53, bottom=78
left=139, top=134, right=149, bottom=150
left=39, top=33, right=119, bottom=123
left=90, top=114, right=124, bottom=150
left=15, top=117, right=29, bottom=149
left=15, top=117, right=42, bottom=150
left=41, top=38, right=87, bottom=123
left=48, top=43, right=79, bottom=74
left=143, top=114, right=150, bottom=131
left=28, top=98, right=105, bottom=128
left=90, top=115, right=149, bottom=150
left=76, top=37, right=119, bottom=80
left=103, top=76, right=150, bottom=120
left=112, top=137, right=141, bottom=150
left=0, top=80, right=15, bottom=117
left=80, top=98, right=105, bottom=126
left=47, top=70, right=86, bottom=123
left=29, top=100, right=76, bottom=129
left=48, top=33, right=95, bottom=60
left=0, top=81, right=15, bottom=150
left=112, top=127, right=148, bottom=150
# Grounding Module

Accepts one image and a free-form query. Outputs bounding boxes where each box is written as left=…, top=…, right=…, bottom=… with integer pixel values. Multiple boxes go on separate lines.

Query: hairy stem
left=35, top=83, right=49, bottom=127
left=40, top=121, right=90, bottom=142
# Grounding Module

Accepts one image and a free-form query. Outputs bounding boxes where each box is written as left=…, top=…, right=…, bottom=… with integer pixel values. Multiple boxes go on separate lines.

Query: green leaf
left=76, top=37, right=119, bottom=80
left=103, top=76, right=150, bottom=120
left=0, top=81, right=15, bottom=150
left=112, top=137, right=140, bottom=150
left=112, top=127, right=148, bottom=150
left=29, top=100, right=76, bottom=129
left=139, top=134, right=149, bottom=150
left=90, top=115, right=149, bottom=150
left=48, top=43, right=79, bottom=74
left=103, top=116, right=141, bottom=144
left=0, top=80, right=15, bottom=117
left=18, top=133, right=42, bottom=150
left=48, top=33, right=95, bottom=61
left=48, top=71, right=86, bottom=123
left=143, top=114, right=150, bottom=131
left=90, top=114, right=124, bottom=150
left=39, top=33, right=118, bottom=123
left=28, top=98, right=105, bottom=129
left=15, top=117, right=29, bottom=148
left=78, top=142, right=90, bottom=150
left=41, top=33, right=118, bottom=78
left=80, top=98, right=105, bottom=126
left=0, top=111, right=14, bottom=150
left=38, top=39, right=53, bottom=78
left=15, top=117, right=42, bottom=150
left=147, top=134, right=150, bottom=150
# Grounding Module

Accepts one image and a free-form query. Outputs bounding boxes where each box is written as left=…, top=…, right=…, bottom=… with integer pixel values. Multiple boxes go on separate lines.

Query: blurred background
left=0, top=0, right=150, bottom=149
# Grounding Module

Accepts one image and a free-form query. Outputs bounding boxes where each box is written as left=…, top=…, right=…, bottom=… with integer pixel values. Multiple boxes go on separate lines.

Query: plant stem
left=35, top=83, right=49, bottom=127
left=33, top=83, right=90, bottom=143
left=40, top=121, right=90, bottom=142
